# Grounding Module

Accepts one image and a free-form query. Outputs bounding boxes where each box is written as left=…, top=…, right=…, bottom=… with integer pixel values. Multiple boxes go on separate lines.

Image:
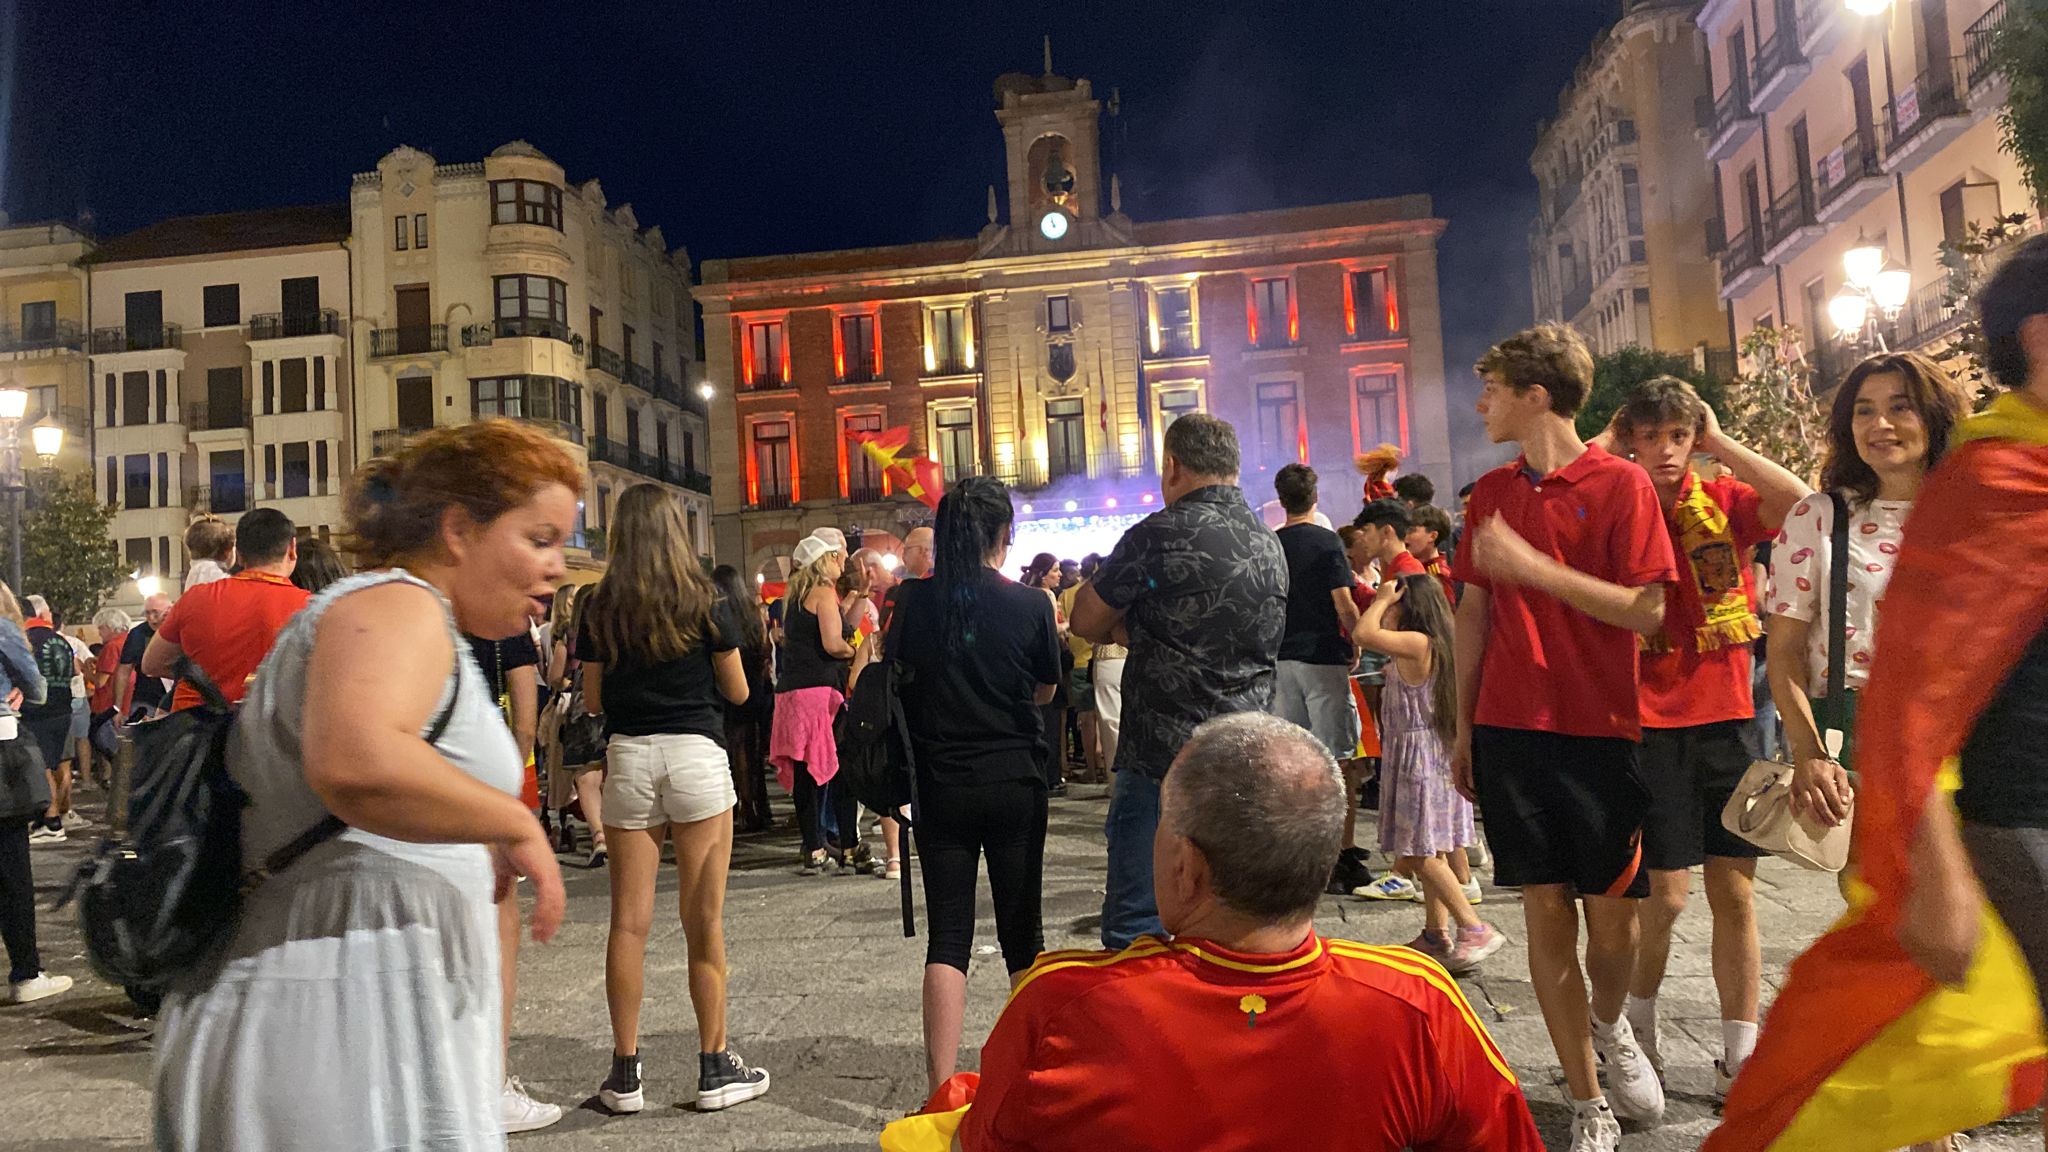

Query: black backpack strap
left=173, top=655, right=232, bottom=713
left=248, top=664, right=464, bottom=886
left=1821, top=490, right=1853, bottom=754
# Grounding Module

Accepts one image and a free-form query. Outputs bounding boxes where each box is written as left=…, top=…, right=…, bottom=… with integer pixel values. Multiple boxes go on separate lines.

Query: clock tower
left=987, top=42, right=1131, bottom=254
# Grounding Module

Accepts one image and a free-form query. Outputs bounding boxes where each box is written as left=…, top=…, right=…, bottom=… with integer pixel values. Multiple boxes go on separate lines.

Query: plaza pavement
left=4, top=782, right=2039, bottom=1151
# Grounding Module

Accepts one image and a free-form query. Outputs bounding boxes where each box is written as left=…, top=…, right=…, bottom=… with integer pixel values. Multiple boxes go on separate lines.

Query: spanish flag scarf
left=1646, top=470, right=1761, bottom=654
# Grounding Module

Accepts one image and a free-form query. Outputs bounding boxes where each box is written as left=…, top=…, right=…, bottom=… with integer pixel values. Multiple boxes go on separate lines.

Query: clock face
left=1039, top=211, right=1069, bottom=240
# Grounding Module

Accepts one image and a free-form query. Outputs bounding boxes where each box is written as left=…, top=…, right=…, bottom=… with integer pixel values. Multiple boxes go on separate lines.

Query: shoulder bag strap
left=1822, top=490, right=1852, bottom=757
left=252, top=663, right=464, bottom=882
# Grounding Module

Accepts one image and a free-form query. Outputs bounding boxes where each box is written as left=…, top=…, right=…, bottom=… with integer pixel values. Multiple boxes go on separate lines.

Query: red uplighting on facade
left=739, top=319, right=756, bottom=386
left=832, top=318, right=846, bottom=380
left=1342, top=272, right=1357, bottom=337
left=1287, top=283, right=1299, bottom=343
left=1385, top=274, right=1401, bottom=334
left=1244, top=284, right=1259, bottom=346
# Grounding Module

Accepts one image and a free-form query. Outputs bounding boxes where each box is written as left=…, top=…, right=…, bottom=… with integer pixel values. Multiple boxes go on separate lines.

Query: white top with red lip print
left=1765, top=491, right=1911, bottom=695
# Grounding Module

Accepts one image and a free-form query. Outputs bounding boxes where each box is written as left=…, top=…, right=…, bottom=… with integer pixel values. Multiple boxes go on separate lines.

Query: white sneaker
left=1569, top=1105, right=1622, bottom=1152
left=1715, top=1058, right=1736, bottom=1099
left=60, top=810, right=90, bottom=830
left=1592, top=1013, right=1667, bottom=1123
left=1461, top=877, right=1483, bottom=904
left=9, top=972, right=72, bottom=1004
left=500, top=1077, right=562, bottom=1134
left=27, top=825, right=63, bottom=845
left=1352, top=875, right=1423, bottom=902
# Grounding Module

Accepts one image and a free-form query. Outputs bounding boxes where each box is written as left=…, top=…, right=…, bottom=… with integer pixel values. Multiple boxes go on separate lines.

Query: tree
left=1993, top=0, right=2048, bottom=206
left=1931, top=211, right=2034, bottom=405
left=1723, top=326, right=1828, bottom=484
left=0, top=471, right=129, bottom=625
left=1575, top=345, right=1730, bottom=442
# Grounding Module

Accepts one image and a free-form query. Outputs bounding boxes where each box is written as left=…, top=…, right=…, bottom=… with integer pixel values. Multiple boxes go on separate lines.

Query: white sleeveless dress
left=152, top=569, right=520, bottom=1151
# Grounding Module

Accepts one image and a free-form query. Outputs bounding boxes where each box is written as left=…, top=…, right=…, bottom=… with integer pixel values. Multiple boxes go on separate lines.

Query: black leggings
left=792, top=768, right=859, bottom=856
left=0, top=817, right=39, bottom=983
left=918, top=776, right=1048, bottom=974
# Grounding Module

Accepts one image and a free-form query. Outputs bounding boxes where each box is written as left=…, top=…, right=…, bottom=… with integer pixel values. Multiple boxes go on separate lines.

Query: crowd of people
left=0, top=237, right=2042, bottom=1152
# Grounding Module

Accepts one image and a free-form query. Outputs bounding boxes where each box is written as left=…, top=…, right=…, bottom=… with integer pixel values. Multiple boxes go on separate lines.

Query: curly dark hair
left=1820, top=352, right=1971, bottom=505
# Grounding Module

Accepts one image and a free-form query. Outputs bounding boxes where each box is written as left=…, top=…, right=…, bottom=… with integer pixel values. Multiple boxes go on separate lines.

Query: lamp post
left=1827, top=234, right=1914, bottom=353
left=0, top=389, right=65, bottom=595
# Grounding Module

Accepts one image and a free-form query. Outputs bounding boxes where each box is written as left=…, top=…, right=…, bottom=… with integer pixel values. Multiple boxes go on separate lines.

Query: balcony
left=1718, top=226, right=1770, bottom=301
left=621, top=360, right=649, bottom=391
left=845, top=482, right=888, bottom=504
left=1815, top=129, right=1889, bottom=222
left=1880, top=58, right=1971, bottom=172
left=0, top=320, right=82, bottom=355
left=90, top=324, right=181, bottom=354
left=1965, top=0, right=2015, bottom=96
left=1795, top=0, right=1844, bottom=56
left=1586, top=120, right=1639, bottom=173
left=249, top=309, right=342, bottom=341
left=923, top=354, right=978, bottom=376
left=1142, top=324, right=1201, bottom=360
left=653, top=372, right=684, bottom=406
left=991, top=450, right=1149, bottom=493
left=1705, top=81, right=1759, bottom=162
left=1763, top=180, right=1825, bottom=264
left=744, top=373, right=792, bottom=392
left=369, top=325, right=448, bottom=357
left=1706, top=216, right=1729, bottom=257
left=681, top=468, right=711, bottom=494
left=589, top=344, right=623, bottom=379
left=370, top=426, right=431, bottom=457
left=491, top=316, right=575, bottom=344
left=1750, top=25, right=1811, bottom=113
left=750, top=491, right=795, bottom=512
left=588, top=435, right=704, bottom=490
left=1895, top=277, right=1970, bottom=352
left=838, top=365, right=881, bottom=386
left=184, top=401, right=251, bottom=433
left=185, top=481, right=247, bottom=515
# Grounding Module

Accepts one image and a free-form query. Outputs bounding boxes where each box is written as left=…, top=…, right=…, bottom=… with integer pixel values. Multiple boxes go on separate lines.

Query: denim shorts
left=602, top=732, right=736, bottom=829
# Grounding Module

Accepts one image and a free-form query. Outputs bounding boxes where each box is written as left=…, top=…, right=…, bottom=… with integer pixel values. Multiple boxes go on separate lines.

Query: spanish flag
left=1707, top=391, right=2048, bottom=1151
left=849, top=425, right=946, bottom=510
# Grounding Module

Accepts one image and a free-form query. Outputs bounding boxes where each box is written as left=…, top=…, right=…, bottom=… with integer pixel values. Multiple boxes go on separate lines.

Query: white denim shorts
left=602, top=731, right=736, bottom=829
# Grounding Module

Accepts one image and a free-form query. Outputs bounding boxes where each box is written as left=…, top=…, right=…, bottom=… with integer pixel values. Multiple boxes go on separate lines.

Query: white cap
left=810, top=527, right=848, bottom=553
left=792, top=535, right=835, bottom=570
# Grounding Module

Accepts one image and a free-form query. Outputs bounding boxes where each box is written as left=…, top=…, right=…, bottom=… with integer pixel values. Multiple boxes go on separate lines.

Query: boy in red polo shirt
left=1452, top=323, right=1677, bottom=1151
left=1594, top=379, right=1810, bottom=1099
left=143, top=508, right=311, bottom=709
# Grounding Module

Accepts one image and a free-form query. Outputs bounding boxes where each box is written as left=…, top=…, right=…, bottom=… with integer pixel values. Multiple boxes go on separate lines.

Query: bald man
left=114, top=593, right=174, bottom=723
left=902, top=526, right=934, bottom=580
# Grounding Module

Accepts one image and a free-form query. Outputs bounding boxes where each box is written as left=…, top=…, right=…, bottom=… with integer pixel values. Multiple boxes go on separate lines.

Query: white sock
left=1722, top=1019, right=1759, bottom=1073
left=1591, top=1010, right=1622, bottom=1038
left=1624, top=994, right=1658, bottom=1047
left=1573, top=1095, right=1614, bottom=1118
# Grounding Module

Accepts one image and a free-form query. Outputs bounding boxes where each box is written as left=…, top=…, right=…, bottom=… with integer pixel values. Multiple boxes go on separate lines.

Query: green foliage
left=1723, top=326, right=1827, bottom=484
left=0, top=471, right=128, bottom=624
left=1994, top=1, right=2048, bottom=206
left=1575, top=345, right=1730, bottom=441
left=1933, top=212, right=2034, bottom=406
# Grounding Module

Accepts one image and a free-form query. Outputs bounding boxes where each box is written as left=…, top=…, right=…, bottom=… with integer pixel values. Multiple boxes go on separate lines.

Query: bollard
left=107, top=727, right=133, bottom=837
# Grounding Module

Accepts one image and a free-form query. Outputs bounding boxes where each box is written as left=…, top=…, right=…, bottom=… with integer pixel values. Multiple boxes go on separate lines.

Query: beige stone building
left=697, top=67, right=1451, bottom=581
left=349, top=142, right=711, bottom=578
left=1701, top=0, right=2028, bottom=385
left=1531, top=0, right=1730, bottom=362
left=86, top=205, right=354, bottom=607
left=0, top=223, right=93, bottom=478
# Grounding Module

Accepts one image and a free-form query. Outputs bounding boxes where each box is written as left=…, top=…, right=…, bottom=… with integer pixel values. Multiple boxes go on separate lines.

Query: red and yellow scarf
left=1645, top=470, right=1760, bottom=655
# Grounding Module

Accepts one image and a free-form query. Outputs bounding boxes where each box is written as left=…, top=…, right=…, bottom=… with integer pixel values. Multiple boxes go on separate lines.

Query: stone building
left=0, top=223, right=94, bottom=479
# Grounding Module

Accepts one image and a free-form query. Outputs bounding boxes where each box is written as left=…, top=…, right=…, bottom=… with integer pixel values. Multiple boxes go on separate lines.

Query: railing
left=370, top=325, right=448, bottom=357
left=990, top=450, right=1149, bottom=493
left=845, top=482, right=888, bottom=504
left=1816, top=129, right=1883, bottom=210
left=90, top=323, right=181, bottom=353
left=622, top=361, right=650, bottom=391
left=1710, top=79, right=1755, bottom=139
left=1965, top=0, right=2013, bottom=89
left=1881, top=57, right=1967, bottom=158
left=1706, top=216, right=1729, bottom=256
left=750, top=491, right=794, bottom=511
left=590, top=345, right=623, bottom=378
left=1766, top=179, right=1818, bottom=246
left=653, top=372, right=683, bottom=406
left=0, top=320, right=82, bottom=354
left=1751, top=24, right=1807, bottom=94
left=492, top=316, right=574, bottom=343
left=1721, top=225, right=1764, bottom=279
left=1810, top=339, right=1858, bottom=395
left=371, top=426, right=431, bottom=457
left=249, top=309, right=341, bottom=340
left=839, top=365, right=881, bottom=385
left=924, top=355, right=976, bottom=375
left=745, top=373, right=790, bottom=391
left=1895, top=276, right=1970, bottom=350
left=185, top=482, right=247, bottom=514
left=1142, top=324, right=1200, bottom=359
left=589, top=436, right=706, bottom=490
left=681, top=468, right=711, bottom=494
left=184, top=401, right=251, bottom=432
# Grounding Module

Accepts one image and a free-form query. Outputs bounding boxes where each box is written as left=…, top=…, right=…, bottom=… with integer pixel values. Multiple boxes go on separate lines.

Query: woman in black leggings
left=886, top=477, right=1062, bottom=1093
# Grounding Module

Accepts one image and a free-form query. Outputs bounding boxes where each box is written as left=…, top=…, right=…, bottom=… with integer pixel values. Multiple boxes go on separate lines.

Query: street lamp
left=1828, top=238, right=1914, bottom=351
left=697, top=381, right=715, bottom=402
left=0, top=389, right=62, bottom=595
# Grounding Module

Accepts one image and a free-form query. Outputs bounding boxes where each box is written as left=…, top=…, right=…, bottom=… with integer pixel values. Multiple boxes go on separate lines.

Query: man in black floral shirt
left=1072, top=413, right=1288, bottom=947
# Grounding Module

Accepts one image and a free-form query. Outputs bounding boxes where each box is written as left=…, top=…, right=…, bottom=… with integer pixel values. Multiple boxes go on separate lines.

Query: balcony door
left=209, top=450, right=247, bottom=514
left=282, top=276, right=320, bottom=320
left=1046, top=398, right=1087, bottom=480
left=1791, top=119, right=1814, bottom=212
left=397, top=376, right=434, bottom=432
left=396, top=285, right=431, bottom=352
left=125, top=291, right=162, bottom=344
left=1849, top=59, right=1877, bottom=157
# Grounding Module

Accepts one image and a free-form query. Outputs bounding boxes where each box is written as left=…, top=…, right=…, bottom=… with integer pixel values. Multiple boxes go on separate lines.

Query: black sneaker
left=599, top=1052, right=643, bottom=1114
left=847, top=841, right=878, bottom=875
left=1326, top=847, right=1376, bottom=895
left=697, top=1048, right=770, bottom=1111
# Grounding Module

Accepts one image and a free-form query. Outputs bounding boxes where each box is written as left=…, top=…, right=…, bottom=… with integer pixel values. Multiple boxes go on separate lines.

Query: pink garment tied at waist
left=769, top=685, right=844, bottom=793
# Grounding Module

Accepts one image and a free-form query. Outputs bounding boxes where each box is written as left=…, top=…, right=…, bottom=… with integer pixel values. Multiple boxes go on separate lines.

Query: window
left=156, top=369, right=168, bottom=419
left=684, top=429, right=696, bottom=474
left=626, top=404, right=643, bottom=454
left=159, top=538, right=171, bottom=581
left=1348, top=269, right=1400, bottom=340
left=494, top=275, right=569, bottom=339
left=262, top=360, right=275, bottom=414
left=656, top=419, right=671, bottom=467
left=592, top=391, right=610, bottom=444
left=1252, top=278, right=1292, bottom=345
left=596, top=484, right=611, bottom=529
left=283, top=442, right=310, bottom=499
left=265, top=445, right=277, bottom=496
left=413, top=213, right=428, bottom=249
left=1151, top=286, right=1195, bottom=354
left=753, top=420, right=793, bottom=505
left=122, top=371, right=149, bottom=426
left=205, top=366, right=241, bottom=429
left=1621, top=167, right=1645, bottom=237
left=280, top=358, right=309, bottom=413
left=1046, top=397, right=1086, bottom=480
left=843, top=411, right=885, bottom=498
left=393, top=215, right=408, bottom=251
left=1158, top=386, right=1201, bottom=429
left=316, top=441, right=330, bottom=494
left=209, top=450, right=246, bottom=514
left=473, top=375, right=524, bottom=418
left=313, top=356, right=326, bottom=410
left=490, top=179, right=564, bottom=230
left=157, top=451, right=169, bottom=507
left=934, top=405, right=976, bottom=482
left=840, top=314, right=878, bottom=382
left=929, top=305, right=970, bottom=373
left=125, top=538, right=151, bottom=576
left=19, top=300, right=54, bottom=342
left=1255, top=381, right=1300, bottom=465
left=746, top=321, right=785, bottom=387
left=1047, top=295, right=1072, bottom=333
left=124, top=454, right=150, bottom=510
left=106, top=457, right=116, bottom=505
left=1353, top=372, right=1403, bottom=454
left=26, top=385, right=55, bottom=424
left=471, top=376, right=583, bottom=433
left=196, top=284, right=237, bottom=329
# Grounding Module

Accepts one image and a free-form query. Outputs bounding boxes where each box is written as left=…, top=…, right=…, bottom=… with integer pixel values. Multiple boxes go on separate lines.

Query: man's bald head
left=143, top=594, right=173, bottom=628
left=902, top=526, right=934, bottom=579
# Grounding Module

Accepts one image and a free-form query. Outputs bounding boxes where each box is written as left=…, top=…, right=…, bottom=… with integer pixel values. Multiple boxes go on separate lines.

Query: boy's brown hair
left=184, top=515, right=235, bottom=563
left=1474, top=322, right=1595, bottom=417
left=1611, top=376, right=1709, bottom=443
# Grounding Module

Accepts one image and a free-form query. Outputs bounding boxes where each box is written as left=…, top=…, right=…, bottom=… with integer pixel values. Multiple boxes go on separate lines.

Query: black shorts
left=1472, top=725, right=1650, bottom=898
left=1639, top=721, right=1764, bottom=870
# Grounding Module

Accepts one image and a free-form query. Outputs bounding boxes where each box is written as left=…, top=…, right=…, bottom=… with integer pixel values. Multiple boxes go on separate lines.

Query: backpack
left=23, top=624, right=73, bottom=721
left=64, top=657, right=458, bottom=996
left=833, top=657, right=921, bottom=937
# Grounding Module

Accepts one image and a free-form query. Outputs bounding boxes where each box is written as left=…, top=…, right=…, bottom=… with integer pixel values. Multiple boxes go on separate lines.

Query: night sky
left=7, top=0, right=1621, bottom=480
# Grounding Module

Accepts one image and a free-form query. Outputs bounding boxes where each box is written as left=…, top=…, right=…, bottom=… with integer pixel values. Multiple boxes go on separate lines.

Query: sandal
left=883, top=857, right=902, bottom=880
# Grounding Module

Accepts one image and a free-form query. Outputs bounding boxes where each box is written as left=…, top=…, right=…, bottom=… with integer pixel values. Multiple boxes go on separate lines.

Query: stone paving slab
left=2, top=783, right=2040, bottom=1150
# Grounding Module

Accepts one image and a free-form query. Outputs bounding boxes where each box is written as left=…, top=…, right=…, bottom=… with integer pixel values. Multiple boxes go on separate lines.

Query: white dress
left=152, top=570, right=520, bottom=1151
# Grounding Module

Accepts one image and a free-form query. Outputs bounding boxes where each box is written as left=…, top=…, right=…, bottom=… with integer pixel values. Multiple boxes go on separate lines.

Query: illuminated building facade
left=697, top=66, right=1452, bottom=580
left=0, top=224, right=94, bottom=480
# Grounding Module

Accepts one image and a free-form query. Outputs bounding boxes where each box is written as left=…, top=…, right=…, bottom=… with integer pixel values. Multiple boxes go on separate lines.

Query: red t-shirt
left=1640, top=474, right=1771, bottom=729
left=89, top=629, right=128, bottom=713
left=1382, top=550, right=1427, bottom=580
left=959, top=934, right=1543, bottom=1152
left=1421, top=551, right=1459, bottom=605
left=1452, top=445, right=1678, bottom=740
left=157, top=570, right=312, bottom=711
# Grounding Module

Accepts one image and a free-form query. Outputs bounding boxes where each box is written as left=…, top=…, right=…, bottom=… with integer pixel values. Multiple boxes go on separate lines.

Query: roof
left=86, top=203, right=351, bottom=265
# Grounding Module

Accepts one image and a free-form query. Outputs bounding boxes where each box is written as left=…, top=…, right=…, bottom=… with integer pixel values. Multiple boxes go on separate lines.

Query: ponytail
left=933, top=476, right=1016, bottom=656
